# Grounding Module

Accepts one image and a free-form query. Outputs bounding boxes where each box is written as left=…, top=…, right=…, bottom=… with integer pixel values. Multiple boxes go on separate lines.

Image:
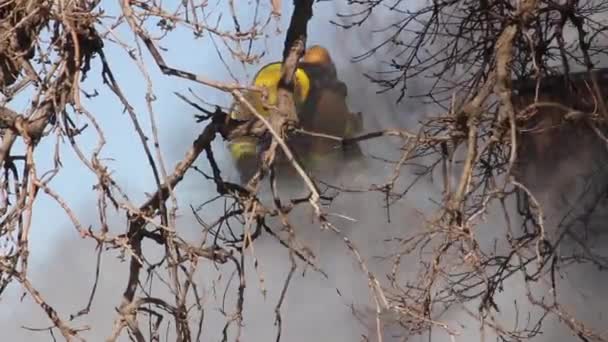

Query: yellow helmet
left=252, top=62, right=311, bottom=115
left=302, top=45, right=333, bottom=66
left=230, top=62, right=311, bottom=120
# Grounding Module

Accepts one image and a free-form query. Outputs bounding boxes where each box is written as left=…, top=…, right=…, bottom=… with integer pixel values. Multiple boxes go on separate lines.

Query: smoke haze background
left=1, top=1, right=607, bottom=341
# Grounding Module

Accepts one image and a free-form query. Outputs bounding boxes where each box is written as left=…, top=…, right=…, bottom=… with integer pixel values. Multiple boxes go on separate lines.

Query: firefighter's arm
left=227, top=101, right=258, bottom=163
left=229, top=136, right=257, bottom=161
left=334, top=80, right=348, bottom=98
left=228, top=135, right=259, bottom=182
left=228, top=99, right=259, bottom=179
left=344, top=113, right=363, bottom=138
left=330, top=79, right=361, bottom=135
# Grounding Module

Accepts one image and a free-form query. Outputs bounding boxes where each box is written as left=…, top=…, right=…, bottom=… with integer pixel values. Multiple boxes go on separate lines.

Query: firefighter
left=228, top=45, right=363, bottom=183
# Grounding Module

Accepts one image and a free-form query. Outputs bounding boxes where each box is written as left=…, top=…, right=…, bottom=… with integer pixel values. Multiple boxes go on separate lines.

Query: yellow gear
left=230, top=62, right=311, bottom=120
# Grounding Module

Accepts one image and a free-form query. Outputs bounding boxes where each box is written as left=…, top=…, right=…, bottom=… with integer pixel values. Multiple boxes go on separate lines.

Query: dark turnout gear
left=228, top=45, right=364, bottom=183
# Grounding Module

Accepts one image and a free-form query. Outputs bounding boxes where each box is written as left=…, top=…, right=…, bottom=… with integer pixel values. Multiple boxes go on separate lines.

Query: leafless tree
left=1, top=0, right=608, bottom=341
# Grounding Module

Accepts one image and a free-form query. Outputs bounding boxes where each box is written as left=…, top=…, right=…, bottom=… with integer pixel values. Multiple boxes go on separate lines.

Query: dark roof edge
left=512, top=68, right=608, bottom=93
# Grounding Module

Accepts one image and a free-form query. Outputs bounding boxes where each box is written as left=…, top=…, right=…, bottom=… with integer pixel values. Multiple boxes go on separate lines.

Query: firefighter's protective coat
left=228, top=45, right=363, bottom=182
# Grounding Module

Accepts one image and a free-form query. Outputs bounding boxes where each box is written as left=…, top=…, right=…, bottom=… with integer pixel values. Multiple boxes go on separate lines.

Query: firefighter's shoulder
left=250, top=61, right=312, bottom=111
